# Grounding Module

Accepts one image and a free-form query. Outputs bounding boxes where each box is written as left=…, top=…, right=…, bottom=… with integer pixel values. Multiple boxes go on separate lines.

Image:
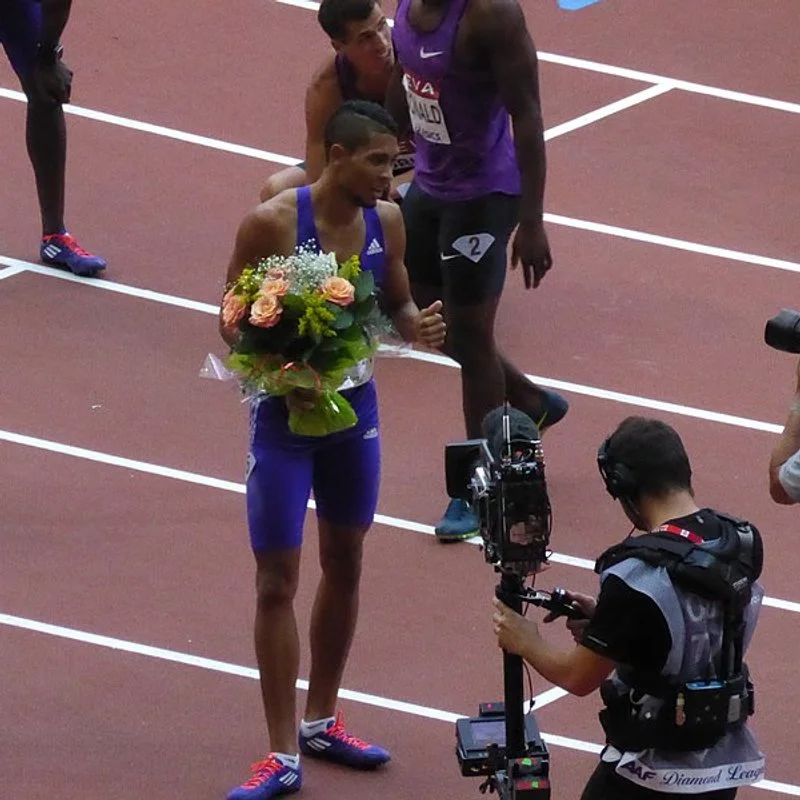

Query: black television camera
left=765, top=309, right=800, bottom=353
left=444, top=405, right=585, bottom=799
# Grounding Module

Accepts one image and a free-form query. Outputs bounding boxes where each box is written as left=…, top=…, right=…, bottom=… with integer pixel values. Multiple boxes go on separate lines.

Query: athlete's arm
left=40, top=0, right=73, bottom=49
left=219, top=206, right=284, bottom=347
left=383, top=61, right=410, bottom=132
left=769, top=359, right=800, bottom=504
left=476, top=0, right=546, bottom=222
left=493, top=598, right=616, bottom=696
left=304, top=60, right=345, bottom=183
left=378, top=202, right=445, bottom=346
left=474, top=0, right=552, bottom=289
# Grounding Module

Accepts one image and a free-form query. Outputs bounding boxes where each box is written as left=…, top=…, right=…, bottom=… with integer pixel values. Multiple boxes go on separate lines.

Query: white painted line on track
left=1, top=611, right=797, bottom=794
left=0, top=427, right=797, bottom=616
left=0, top=87, right=301, bottom=166
left=2, top=91, right=800, bottom=275
left=275, top=0, right=800, bottom=117
left=0, top=264, right=27, bottom=280
left=0, top=255, right=786, bottom=436
left=0, top=256, right=221, bottom=313
left=545, top=213, right=800, bottom=275
left=544, top=83, right=675, bottom=141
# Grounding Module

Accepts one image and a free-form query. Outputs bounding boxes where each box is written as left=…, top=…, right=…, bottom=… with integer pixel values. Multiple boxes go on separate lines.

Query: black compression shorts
left=401, top=182, right=520, bottom=305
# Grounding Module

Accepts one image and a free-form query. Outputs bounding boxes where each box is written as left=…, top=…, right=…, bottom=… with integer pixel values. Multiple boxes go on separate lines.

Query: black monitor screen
left=470, top=719, right=507, bottom=748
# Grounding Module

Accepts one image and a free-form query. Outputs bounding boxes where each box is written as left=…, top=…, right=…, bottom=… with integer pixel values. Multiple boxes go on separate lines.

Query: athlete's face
left=337, top=4, right=394, bottom=74
left=333, top=132, right=398, bottom=207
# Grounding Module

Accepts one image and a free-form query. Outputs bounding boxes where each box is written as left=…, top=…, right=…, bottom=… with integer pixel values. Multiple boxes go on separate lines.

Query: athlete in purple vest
left=388, top=0, right=569, bottom=540
left=220, top=100, right=445, bottom=800
left=0, top=0, right=106, bottom=274
left=260, top=0, right=415, bottom=203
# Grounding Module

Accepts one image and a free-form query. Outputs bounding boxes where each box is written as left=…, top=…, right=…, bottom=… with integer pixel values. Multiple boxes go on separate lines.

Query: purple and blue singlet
left=245, top=187, right=387, bottom=552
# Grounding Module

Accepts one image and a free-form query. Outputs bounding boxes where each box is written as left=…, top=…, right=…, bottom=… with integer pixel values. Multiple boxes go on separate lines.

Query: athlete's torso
left=295, top=185, right=387, bottom=285
left=391, top=0, right=520, bottom=200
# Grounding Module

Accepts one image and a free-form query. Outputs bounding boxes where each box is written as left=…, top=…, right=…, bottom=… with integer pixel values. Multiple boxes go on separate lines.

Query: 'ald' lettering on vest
left=402, top=71, right=451, bottom=145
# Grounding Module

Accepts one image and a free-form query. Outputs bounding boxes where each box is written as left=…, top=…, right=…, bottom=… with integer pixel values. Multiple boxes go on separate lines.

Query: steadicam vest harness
left=593, top=513, right=761, bottom=752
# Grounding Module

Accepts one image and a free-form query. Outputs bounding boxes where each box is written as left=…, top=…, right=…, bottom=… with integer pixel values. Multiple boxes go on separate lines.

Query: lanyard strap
left=655, top=523, right=704, bottom=545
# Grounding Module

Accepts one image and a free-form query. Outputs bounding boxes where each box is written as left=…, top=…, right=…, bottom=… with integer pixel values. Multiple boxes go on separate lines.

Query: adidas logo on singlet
left=366, top=238, right=383, bottom=256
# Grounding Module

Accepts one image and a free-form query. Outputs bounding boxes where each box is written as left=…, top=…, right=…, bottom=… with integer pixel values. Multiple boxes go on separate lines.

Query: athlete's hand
left=33, top=60, right=73, bottom=105
left=511, top=219, right=552, bottom=290
left=285, top=388, right=319, bottom=413
left=492, top=597, right=538, bottom=657
left=416, top=300, right=446, bottom=348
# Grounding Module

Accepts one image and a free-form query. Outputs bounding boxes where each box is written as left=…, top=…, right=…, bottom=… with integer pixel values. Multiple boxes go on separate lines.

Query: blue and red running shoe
left=226, top=755, right=302, bottom=800
left=298, top=712, right=391, bottom=769
left=40, top=233, right=107, bottom=276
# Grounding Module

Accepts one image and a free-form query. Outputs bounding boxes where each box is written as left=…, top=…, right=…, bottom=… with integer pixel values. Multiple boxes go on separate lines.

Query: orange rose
left=221, top=289, right=247, bottom=328
left=261, top=277, right=290, bottom=298
left=249, top=293, right=283, bottom=328
left=266, top=267, right=288, bottom=281
left=320, top=276, right=355, bottom=307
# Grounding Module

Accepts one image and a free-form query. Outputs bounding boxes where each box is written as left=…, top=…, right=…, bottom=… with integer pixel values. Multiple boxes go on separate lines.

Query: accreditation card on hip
left=402, top=71, right=451, bottom=145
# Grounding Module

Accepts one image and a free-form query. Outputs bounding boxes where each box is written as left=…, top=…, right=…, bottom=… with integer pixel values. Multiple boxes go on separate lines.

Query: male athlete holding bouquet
left=219, top=100, right=445, bottom=800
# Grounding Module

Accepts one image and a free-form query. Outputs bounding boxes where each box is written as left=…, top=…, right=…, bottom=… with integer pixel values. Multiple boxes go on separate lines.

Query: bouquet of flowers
left=220, top=243, right=388, bottom=437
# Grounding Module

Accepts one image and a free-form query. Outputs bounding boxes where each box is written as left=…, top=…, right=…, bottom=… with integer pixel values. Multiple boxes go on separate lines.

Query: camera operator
left=492, top=416, right=765, bottom=799
left=768, top=357, right=800, bottom=504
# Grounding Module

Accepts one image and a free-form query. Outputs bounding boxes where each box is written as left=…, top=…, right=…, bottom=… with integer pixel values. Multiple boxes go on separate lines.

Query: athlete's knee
left=255, top=552, right=301, bottom=608
left=318, top=523, right=368, bottom=587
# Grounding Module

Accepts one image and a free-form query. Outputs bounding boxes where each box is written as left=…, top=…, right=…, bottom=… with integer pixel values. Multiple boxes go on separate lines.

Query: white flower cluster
left=254, top=241, right=337, bottom=294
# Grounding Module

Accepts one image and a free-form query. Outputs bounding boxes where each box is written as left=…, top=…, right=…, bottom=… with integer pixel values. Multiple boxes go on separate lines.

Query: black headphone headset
left=597, top=436, right=639, bottom=500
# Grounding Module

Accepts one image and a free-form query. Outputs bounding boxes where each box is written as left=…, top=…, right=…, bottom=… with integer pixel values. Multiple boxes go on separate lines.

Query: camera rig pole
left=498, top=572, right=527, bottom=762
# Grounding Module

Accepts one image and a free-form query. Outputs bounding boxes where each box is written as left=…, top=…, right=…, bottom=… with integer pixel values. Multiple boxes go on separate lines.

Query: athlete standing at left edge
left=220, top=101, right=445, bottom=800
left=0, top=0, right=106, bottom=275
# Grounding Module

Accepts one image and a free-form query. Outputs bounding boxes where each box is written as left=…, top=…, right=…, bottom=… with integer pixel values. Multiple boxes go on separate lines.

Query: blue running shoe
left=434, top=498, right=480, bottom=542
left=536, top=389, right=569, bottom=434
left=40, top=233, right=107, bottom=276
left=299, top=712, right=390, bottom=769
left=226, top=755, right=301, bottom=800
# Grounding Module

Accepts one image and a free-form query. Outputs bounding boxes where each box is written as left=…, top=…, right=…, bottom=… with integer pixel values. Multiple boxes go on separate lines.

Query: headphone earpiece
left=597, top=437, right=639, bottom=500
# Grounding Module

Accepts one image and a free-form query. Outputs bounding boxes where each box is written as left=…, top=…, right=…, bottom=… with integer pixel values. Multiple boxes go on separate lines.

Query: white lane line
left=0, top=257, right=220, bottom=314
left=544, top=83, right=674, bottom=141
left=275, top=0, right=800, bottom=117
left=0, top=256, right=786, bottom=436
left=396, top=348, right=784, bottom=435
left=2, top=611, right=797, bottom=794
left=3, top=89, right=800, bottom=275
left=0, top=428, right=797, bottom=616
left=545, top=213, right=800, bottom=275
left=0, top=87, right=301, bottom=166
left=0, top=264, right=27, bottom=280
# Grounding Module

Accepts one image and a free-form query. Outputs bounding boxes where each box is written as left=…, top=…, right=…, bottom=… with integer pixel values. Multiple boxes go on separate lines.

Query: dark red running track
left=2, top=1, right=800, bottom=798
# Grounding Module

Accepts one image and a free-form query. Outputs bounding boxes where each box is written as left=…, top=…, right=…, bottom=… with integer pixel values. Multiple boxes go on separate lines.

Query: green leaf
left=354, top=270, right=375, bottom=302
left=331, top=309, right=355, bottom=330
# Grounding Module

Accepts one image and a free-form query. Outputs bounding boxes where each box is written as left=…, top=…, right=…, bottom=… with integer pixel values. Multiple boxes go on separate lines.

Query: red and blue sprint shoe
left=40, top=233, right=107, bottom=277
left=226, top=755, right=301, bottom=800
left=298, top=712, right=391, bottom=769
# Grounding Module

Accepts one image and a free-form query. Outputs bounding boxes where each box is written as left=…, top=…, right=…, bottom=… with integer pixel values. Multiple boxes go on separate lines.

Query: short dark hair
left=324, top=99, right=398, bottom=154
left=604, top=416, right=693, bottom=499
left=318, top=0, right=377, bottom=40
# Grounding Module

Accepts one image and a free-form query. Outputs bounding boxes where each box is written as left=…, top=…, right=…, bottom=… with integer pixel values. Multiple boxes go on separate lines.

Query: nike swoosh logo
left=420, top=48, right=444, bottom=59
left=440, top=253, right=461, bottom=261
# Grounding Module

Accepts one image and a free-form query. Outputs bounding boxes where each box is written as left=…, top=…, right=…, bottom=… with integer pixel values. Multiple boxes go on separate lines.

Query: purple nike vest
left=391, top=0, right=521, bottom=201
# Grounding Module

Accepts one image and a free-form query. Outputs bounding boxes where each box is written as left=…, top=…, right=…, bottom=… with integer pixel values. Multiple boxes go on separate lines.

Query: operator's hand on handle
left=542, top=590, right=596, bottom=643
left=492, top=597, right=539, bottom=657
